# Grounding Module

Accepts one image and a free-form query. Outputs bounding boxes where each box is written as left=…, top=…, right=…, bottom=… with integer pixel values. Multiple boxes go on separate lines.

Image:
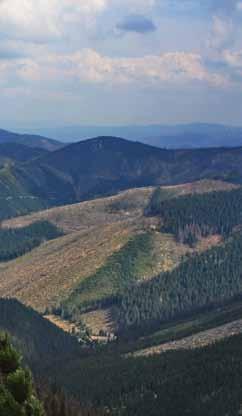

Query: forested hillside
left=147, top=186, right=242, bottom=245
left=67, top=332, right=242, bottom=416
left=15, top=139, right=242, bottom=206
left=118, top=230, right=242, bottom=330
left=0, top=143, right=47, bottom=167
left=3, top=298, right=242, bottom=416
left=0, top=329, right=103, bottom=416
left=1, top=137, right=242, bottom=221
left=0, top=129, right=62, bottom=151
left=0, top=299, right=80, bottom=371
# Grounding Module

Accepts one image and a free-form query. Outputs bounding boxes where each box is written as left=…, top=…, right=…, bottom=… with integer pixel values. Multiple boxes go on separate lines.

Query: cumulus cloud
left=0, top=0, right=238, bottom=115
left=5, top=48, right=225, bottom=90
left=74, top=50, right=225, bottom=85
left=0, top=0, right=159, bottom=45
left=0, top=0, right=108, bottom=43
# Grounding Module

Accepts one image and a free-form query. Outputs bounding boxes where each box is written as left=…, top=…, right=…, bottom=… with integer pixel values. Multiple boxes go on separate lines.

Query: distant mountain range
left=1, top=135, right=242, bottom=220
left=19, top=123, right=242, bottom=149
left=0, top=128, right=62, bottom=151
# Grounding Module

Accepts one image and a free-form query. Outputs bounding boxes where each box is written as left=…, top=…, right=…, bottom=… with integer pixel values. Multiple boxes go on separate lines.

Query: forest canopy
left=0, top=221, right=63, bottom=262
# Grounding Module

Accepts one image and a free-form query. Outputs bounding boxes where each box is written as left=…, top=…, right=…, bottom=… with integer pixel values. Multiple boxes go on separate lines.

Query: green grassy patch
left=61, top=232, right=155, bottom=318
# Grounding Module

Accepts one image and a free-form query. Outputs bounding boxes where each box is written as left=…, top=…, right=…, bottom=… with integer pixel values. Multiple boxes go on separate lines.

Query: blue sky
left=1, top=0, right=242, bottom=128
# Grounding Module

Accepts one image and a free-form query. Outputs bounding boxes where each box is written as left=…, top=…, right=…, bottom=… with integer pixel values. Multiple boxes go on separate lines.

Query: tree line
left=118, top=230, right=242, bottom=330
left=56, top=233, right=154, bottom=323
left=0, top=221, right=63, bottom=262
left=146, top=186, right=242, bottom=245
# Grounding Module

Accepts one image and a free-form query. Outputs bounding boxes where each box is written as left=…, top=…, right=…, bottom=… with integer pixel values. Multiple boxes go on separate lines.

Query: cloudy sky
left=1, top=0, right=242, bottom=128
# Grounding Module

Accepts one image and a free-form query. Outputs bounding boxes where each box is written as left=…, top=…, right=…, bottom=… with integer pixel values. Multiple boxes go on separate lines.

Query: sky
left=1, top=0, right=242, bottom=128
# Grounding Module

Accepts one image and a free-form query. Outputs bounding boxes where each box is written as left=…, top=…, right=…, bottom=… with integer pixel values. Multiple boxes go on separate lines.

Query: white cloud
left=0, top=0, right=165, bottom=53
left=0, top=0, right=158, bottom=45
left=5, top=48, right=225, bottom=89
left=208, top=49, right=242, bottom=85
left=0, top=0, right=109, bottom=42
left=221, top=50, right=242, bottom=68
left=208, top=16, right=234, bottom=51
left=68, top=49, right=227, bottom=86
left=0, top=1, right=231, bottom=98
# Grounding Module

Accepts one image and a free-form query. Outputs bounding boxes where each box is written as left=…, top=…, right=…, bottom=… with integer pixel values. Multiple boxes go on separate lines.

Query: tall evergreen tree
left=0, top=333, right=45, bottom=416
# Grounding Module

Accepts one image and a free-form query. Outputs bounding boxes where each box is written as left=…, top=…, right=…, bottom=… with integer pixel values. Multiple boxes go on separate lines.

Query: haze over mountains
left=0, top=128, right=62, bottom=151
left=18, top=123, right=242, bottom=149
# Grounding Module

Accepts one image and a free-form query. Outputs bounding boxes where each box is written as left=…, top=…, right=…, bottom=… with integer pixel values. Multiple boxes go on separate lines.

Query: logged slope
left=0, top=180, right=230, bottom=328
left=3, top=179, right=236, bottom=231
left=0, top=137, right=242, bottom=221
left=0, top=221, right=138, bottom=312
left=2, top=186, right=154, bottom=232
left=0, top=187, right=156, bottom=312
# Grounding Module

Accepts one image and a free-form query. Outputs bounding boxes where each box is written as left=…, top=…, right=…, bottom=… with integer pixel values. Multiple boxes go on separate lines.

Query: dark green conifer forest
left=0, top=332, right=44, bottom=416
left=119, top=230, right=242, bottom=329
left=147, top=187, right=242, bottom=245
left=0, top=221, right=63, bottom=261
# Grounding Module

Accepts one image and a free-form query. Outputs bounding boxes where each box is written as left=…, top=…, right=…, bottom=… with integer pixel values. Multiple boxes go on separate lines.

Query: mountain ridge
left=0, top=128, right=63, bottom=151
left=2, top=136, right=242, bottom=220
left=22, top=122, right=242, bottom=148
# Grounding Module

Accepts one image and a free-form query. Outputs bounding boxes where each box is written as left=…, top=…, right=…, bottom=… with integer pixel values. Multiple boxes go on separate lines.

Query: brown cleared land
left=0, top=221, right=139, bottom=312
left=2, top=180, right=237, bottom=233
left=0, top=180, right=234, bottom=333
left=2, top=187, right=154, bottom=232
left=80, top=308, right=117, bottom=335
left=133, top=319, right=242, bottom=357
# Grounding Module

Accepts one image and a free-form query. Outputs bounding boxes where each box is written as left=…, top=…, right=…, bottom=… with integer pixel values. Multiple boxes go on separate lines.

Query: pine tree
left=0, top=333, right=45, bottom=416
